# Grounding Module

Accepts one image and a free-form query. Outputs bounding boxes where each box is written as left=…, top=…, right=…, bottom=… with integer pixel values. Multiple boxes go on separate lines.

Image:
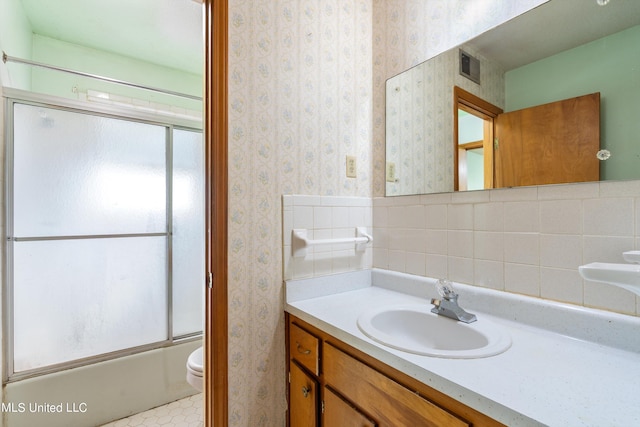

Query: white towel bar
left=291, top=227, right=372, bottom=257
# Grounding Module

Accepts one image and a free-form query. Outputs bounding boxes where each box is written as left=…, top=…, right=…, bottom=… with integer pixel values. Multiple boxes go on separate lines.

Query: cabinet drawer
left=323, top=386, right=376, bottom=427
left=324, top=343, right=470, bottom=427
left=290, top=361, right=318, bottom=427
left=289, top=322, right=320, bottom=375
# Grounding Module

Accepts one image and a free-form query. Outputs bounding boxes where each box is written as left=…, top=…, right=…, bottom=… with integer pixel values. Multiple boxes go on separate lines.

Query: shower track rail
left=2, top=51, right=202, bottom=101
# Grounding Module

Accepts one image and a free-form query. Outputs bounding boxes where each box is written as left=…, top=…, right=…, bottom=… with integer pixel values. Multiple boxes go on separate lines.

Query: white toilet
left=186, top=346, right=203, bottom=392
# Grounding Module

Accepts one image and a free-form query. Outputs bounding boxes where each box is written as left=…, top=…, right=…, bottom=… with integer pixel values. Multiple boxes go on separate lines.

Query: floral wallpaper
left=226, top=0, right=545, bottom=425
left=227, top=1, right=372, bottom=425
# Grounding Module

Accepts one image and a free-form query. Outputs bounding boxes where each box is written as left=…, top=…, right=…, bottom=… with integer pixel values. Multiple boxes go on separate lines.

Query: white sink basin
left=579, top=262, right=640, bottom=296
left=357, top=304, right=511, bottom=359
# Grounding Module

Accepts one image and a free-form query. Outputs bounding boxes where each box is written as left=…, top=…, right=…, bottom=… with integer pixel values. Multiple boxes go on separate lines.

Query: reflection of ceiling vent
left=460, top=50, right=480, bottom=84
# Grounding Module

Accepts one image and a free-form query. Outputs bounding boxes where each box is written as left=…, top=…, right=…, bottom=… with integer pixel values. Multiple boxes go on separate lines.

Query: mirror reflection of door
left=454, top=86, right=503, bottom=191
left=494, top=93, right=600, bottom=187
left=458, top=108, right=488, bottom=191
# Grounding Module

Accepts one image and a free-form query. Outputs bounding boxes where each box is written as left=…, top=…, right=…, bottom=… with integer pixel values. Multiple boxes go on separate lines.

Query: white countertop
left=285, top=269, right=640, bottom=427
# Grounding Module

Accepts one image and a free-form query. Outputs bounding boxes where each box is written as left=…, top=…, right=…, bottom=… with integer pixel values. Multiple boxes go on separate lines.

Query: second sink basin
left=357, top=304, right=511, bottom=359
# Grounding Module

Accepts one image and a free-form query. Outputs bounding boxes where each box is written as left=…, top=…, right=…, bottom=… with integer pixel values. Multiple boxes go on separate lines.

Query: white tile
left=387, top=206, right=408, bottom=228
left=350, top=249, right=372, bottom=271
left=448, top=204, right=474, bottom=230
left=313, top=206, right=332, bottom=229
left=291, top=256, right=314, bottom=279
left=282, top=194, right=293, bottom=208
left=447, top=256, right=473, bottom=284
left=538, top=182, right=599, bottom=200
left=539, top=234, right=582, bottom=269
left=582, top=236, right=634, bottom=264
left=425, top=254, right=448, bottom=279
left=540, top=268, right=583, bottom=305
left=474, top=203, right=503, bottom=232
left=424, top=229, right=447, bottom=255
left=372, top=226, right=389, bottom=249
left=403, top=204, right=426, bottom=229
left=373, top=205, right=388, bottom=227
left=447, top=230, right=474, bottom=258
left=473, top=259, right=504, bottom=290
left=504, top=233, right=539, bottom=265
left=405, top=252, right=426, bottom=276
left=540, top=199, right=582, bottom=235
left=388, top=250, right=406, bottom=272
left=398, top=229, right=427, bottom=253
left=348, top=206, right=368, bottom=227
left=504, top=201, right=539, bottom=232
left=473, top=231, right=503, bottom=261
left=292, top=195, right=322, bottom=206
left=420, top=192, right=452, bottom=205
left=372, top=247, right=389, bottom=269
left=583, top=198, right=634, bottom=236
left=424, top=204, right=448, bottom=229
left=282, top=210, right=293, bottom=245
left=451, top=190, right=490, bottom=204
left=331, top=206, right=350, bottom=228
left=292, top=206, right=314, bottom=229
left=489, top=186, right=537, bottom=202
left=505, top=263, right=540, bottom=296
left=331, top=251, right=351, bottom=274
left=283, top=246, right=293, bottom=281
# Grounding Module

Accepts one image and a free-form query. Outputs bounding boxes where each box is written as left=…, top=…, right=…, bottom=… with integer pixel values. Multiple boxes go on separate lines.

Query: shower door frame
left=2, top=88, right=205, bottom=381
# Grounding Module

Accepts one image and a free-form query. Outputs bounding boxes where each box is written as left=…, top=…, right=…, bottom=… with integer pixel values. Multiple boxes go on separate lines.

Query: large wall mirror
left=385, top=0, right=640, bottom=196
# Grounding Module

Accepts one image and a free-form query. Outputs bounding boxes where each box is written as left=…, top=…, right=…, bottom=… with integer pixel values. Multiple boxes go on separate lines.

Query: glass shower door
left=10, top=103, right=169, bottom=373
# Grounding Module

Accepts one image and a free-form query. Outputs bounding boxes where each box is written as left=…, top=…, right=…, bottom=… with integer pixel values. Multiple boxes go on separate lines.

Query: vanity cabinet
left=286, top=314, right=504, bottom=427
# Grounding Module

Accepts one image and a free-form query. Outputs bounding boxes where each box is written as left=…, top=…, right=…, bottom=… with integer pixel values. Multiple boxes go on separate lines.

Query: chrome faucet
left=430, top=279, right=477, bottom=323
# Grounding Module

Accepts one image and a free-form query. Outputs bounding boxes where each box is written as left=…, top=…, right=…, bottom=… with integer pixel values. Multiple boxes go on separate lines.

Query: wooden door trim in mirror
left=453, top=86, right=503, bottom=191
left=204, top=1, right=228, bottom=426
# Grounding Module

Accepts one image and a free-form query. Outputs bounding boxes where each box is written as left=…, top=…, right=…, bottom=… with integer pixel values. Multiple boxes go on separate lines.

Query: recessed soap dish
left=623, top=251, right=640, bottom=264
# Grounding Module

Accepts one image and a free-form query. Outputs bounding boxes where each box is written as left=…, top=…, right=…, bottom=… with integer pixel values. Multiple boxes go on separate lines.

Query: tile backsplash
left=283, top=195, right=373, bottom=280
left=373, top=180, right=640, bottom=316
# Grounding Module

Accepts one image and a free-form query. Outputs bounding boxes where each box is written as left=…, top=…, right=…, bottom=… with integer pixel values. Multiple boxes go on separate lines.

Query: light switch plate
left=346, top=155, right=357, bottom=178
left=386, top=162, right=396, bottom=182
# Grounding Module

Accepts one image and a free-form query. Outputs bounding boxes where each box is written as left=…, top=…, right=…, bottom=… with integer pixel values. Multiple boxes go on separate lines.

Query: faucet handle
left=436, top=278, right=457, bottom=299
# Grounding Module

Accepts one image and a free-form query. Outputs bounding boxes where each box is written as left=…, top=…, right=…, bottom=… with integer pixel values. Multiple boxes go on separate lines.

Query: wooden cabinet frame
left=286, top=314, right=504, bottom=427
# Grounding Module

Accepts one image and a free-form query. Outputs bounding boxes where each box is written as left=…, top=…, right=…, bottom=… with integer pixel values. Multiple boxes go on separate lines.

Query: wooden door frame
left=453, top=86, right=503, bottom=191
left=203, top=1, right=228, bottom=426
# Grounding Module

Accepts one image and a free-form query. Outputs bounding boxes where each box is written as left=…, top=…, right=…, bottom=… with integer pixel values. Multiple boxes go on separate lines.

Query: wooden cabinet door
left=495, top=92, right=600, bottom=188
left=290, top=361, right=318, bottom=427
left=323, top=344, right=469, bottom=427
left=323, top=386, right=377, bottom=427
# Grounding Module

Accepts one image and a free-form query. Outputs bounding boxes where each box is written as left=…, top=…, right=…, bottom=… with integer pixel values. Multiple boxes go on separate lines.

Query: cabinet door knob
left=296, top=342, right=311, bottom=355
left=302, top=386, right=311, bottom=398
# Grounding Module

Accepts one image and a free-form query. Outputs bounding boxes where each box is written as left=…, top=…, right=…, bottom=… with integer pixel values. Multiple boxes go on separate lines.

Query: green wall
left=31, top=35, right=202, bottom=111
left=505, top=25, right=640, bottom=181
left=0, top=0, right=33, bottom=89
left=0, top=1, right=201, bottom=112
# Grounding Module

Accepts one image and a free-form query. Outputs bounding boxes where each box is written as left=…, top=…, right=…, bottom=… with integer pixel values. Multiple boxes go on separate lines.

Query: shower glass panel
left=12, top=104, right=167, bottom=237
left=172, top=129, right=205, bottom=337
left=13, top=237, right=167, bottom=372
left=7, top=98, right=203, bottom=378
